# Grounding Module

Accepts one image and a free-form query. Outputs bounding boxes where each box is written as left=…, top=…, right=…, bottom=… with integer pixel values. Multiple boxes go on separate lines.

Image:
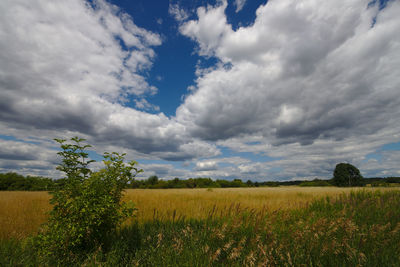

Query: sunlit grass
left=124, top=187, right=399, bottom=222
left=0, top=191, right=51, bottom=240
left=1, top=187, right=399, bottom=239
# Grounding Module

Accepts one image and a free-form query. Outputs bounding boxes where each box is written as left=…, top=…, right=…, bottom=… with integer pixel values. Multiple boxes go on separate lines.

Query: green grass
left=1, top=190, right=400, bottom=266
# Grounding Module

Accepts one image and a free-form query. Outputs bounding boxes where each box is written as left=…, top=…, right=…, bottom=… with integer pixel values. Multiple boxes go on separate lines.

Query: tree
left=332, top=163, right=363, bottom=187
left=36, top=137, right=142, bottom=261
left=246, top=180, right=254, bottom=187
left=147, top=175, right=159, bottom=187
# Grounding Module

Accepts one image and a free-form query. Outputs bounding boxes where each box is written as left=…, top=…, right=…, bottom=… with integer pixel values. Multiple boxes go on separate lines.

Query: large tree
left=332, top=163, right=363, bottom=187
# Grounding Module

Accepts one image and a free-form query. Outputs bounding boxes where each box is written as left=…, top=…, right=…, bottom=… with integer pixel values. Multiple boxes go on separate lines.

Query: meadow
left=126, top=187, right=396, bottom=221
left=1, top=187, right=400, bottom=266
left=0, top=186, right=393, bottom=240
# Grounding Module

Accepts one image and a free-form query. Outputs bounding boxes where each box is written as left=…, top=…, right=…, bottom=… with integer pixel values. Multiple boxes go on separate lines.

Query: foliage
left=35, top=137, right=142, bottom=261
left=3, top=170, right=400, bottom=191
left=147, top=175, right=159, bottom=186
left=299, top=179, right=332, bottom=187
left=130, top=177, right=249, bottom=189
left=332, top=163, right=364, bottom=187
left=364, top=177, right=400, bottom=186
left=0, top=172, right=55, bottom=191
left=370, top=181, right=391, bottom=187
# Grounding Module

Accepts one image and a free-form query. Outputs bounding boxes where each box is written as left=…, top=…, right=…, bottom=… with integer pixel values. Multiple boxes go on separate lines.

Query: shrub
left=35, top=137, right=142, bottom=262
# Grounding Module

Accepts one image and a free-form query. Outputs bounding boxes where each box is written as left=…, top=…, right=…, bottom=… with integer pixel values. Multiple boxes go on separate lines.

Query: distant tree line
left=0, top=172, right=66, bottom=191
left=129, top=176, right=253, bottom=189
left=1, top=170, right=400, bottom=191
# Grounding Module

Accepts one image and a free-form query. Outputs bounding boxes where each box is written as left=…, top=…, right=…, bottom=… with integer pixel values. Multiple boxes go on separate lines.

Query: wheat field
left=1, top=187, right=398, bottom=240
left=0, top=191, right=51, bottom=240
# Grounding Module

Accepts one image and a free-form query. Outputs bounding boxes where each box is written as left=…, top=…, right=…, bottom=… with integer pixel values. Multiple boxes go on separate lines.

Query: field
left=126, top=187, right=397, bottom=221
left=0, top=186, right=393, bottom=240
left=1, top=187, right=400, bottom=266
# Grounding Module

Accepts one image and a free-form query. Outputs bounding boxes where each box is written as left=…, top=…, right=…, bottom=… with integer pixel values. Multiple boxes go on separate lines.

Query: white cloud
left=0, top=0, right=160, bottom=106
left=168, top=3, right=189, bottom=22
left=1, top=0, right=400, bottom=180
left=151, top=140, right=221, bottom=161
left=234, top=0, right=246, bottom=13
left=195, top=160, right=219, bottom=171
left=0, top=140, right=41, bottom=161
left=134, top=98, right=160, bottom=112
left=174, top=0, right=400, bottom=179
left=361, top=151, right=400, bottom=177
left=177, top=0, right=400, bottom=143
left=0, top=0, right=219, bottom=165
left=0, top=139, right=61, bottom=177
left=179, top=0, right=230, bottom=57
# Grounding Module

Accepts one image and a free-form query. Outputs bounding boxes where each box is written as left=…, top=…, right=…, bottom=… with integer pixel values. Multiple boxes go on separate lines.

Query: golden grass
left=1, top=187, right=398, bottom=239
left=124, top=187, right=400, bottom=223
left=0, top=191, right=51, bottom=240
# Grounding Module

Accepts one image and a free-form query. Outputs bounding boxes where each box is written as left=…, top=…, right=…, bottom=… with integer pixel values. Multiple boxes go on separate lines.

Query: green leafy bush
left=35, top=137, right=142, bottom=261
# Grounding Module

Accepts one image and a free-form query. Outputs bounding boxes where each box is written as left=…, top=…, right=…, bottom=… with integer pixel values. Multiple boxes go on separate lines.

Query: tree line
left=0, top=173, right=260, bottom=190
left=0, top=172, right=65, bottom=191
left=1, top=170, right=399, bottom=191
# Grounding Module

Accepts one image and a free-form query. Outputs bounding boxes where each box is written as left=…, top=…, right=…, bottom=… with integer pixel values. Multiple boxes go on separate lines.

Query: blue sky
left=0, top=0, right=399, bottom=180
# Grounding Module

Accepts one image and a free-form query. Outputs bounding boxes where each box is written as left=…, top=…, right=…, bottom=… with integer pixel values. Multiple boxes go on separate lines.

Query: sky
left=0, top=0, right=399, bottom=181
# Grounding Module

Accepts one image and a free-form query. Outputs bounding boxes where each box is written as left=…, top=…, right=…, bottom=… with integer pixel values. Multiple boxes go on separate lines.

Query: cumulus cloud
left=137, top=163, right=193, bottom=180
left=1, top=0, right=400, bottom=180
left=217, top=127, right=400, bottom=180
left=177, top=0, right=400, bottom=145
left=179, top=0, right=230, bottom=56
left=0, top=0, right=160, bottom=128
left=0, top=140, right=40, bottom=161
left=0, top=0, right=219, bottom=165
left=0, top=139, right=61, bottom=177
left=171, top=0, right=400, bottom=179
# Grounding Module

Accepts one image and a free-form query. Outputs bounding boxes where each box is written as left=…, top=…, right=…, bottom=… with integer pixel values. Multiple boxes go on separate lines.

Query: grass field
left=1, top=186, right=398, bottom=240
left=0, top=191, right=51, bottom=240
left=1, top=188, right=400, bottom=266
left=126, top=186, right=397, bottom=222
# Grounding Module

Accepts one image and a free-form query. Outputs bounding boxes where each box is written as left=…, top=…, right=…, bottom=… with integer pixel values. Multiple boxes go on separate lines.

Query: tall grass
left=0, top=191, right=51, bottom=240
left=1, top=189, right=400, bottom=266
left=125, top=187, right=399, bottom=222
left=1, top=187, right=398, bottom=239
